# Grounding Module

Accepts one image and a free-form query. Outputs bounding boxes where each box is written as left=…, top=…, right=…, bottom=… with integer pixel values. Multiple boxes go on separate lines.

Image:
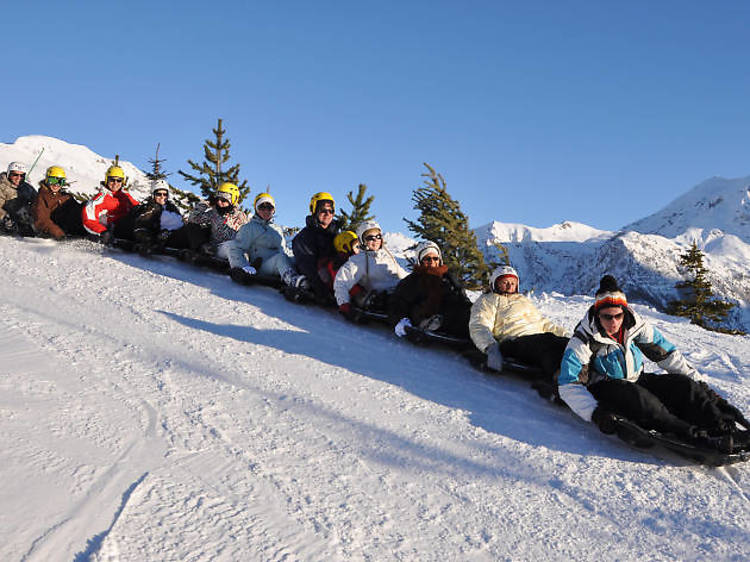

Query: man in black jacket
left=292, top=192, right=340, bottom=304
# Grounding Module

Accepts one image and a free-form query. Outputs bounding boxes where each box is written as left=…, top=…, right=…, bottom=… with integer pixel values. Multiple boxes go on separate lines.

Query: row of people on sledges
left=4, top=161, right=749, bottom=463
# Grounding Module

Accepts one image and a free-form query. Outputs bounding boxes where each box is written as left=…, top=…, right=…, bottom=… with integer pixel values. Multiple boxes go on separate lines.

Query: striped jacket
left=558, top=305, right=698, bottom=422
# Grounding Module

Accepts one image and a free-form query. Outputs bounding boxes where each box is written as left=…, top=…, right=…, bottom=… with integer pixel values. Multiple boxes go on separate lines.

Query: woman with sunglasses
left=228, top=193, right=309, bottom=289
left=334, top=221, right=408, bottom=319
left=114, top=182, right=189, bottom=255
left=559, top=275, right=748, bottom=453
left=82, top=165, right=139, bottom=243
left=388, top=240, right=472, bottom=339
left=0, top=161, right=37, bottom=236
left=31, top=166, right=74, bottom=240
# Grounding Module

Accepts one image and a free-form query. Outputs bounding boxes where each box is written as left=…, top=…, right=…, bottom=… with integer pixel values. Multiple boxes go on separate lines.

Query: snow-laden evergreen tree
left=668, top=241, right=738, bottom=332
left=339, top=183, right=375, bottom=233
left=178, top=118, right=250, bottom=207
left=404, top=163, right=489, bottom=289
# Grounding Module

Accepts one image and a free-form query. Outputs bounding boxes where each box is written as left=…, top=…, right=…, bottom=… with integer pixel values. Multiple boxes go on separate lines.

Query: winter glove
left=394, top=317, right=413, bottom=338
left=418, top=314, right=443, bottom=332
left=591, top=407, right=617, bottom=435
left=485, top=342, right=504, bottom=372
left=157, top=229, right=172, bottom=242
left=0, top=214, right=15, bottom=233
left=242, top=265, right=257, bottom=276
left=99, top=229, right=114, bottom=246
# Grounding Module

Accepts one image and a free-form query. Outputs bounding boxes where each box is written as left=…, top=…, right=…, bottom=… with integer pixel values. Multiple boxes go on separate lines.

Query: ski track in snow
left=1, top=236, right=749, bottom=561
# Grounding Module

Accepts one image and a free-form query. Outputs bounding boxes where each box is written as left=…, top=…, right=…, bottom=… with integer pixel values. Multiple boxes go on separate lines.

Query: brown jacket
left=32, top=182, right=71, bottom=239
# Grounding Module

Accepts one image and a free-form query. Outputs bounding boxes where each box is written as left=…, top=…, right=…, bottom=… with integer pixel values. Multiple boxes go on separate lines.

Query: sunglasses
left=317, top=208, right=334, bottom=215
left=154, top=191, right=168, bottom=198
left=364, top=233, right=382, bottom=242
left=9, top=172, right=26, bottom=178
left=107, top=177, right=124, bottom=183
left=599, top=312, right=624, bottom=321
left=258, top=203, right=274, bottom=211
left=421, top=256, right=440, bottom=263
left=47, top=176, right=66, bottom=186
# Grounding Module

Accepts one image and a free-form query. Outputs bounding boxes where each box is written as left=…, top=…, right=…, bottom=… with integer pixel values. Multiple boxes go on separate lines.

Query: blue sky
left=4, top=1, right=750, bottom=233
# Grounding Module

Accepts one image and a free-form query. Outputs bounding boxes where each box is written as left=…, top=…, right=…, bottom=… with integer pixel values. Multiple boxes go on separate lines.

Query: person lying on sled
left=469, top=265, right=569, bottom=379
left=334, top=221, right=408, bottom=321
left=318, top=230, right=359, bottom=293
left=388, top=240, right=472, bottom=339
left=186, top=182, right=247, bottom=260
left=558, top=275, right=749, bottom=453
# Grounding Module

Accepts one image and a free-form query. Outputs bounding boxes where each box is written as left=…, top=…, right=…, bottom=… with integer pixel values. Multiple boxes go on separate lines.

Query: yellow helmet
left=46, top=166, right=66, bottom=179
left=217, top=182, right=240, bottom=206
left=104, top=165, right=127, bottom=187
left=334, top=230, right=358, bottom=254
left=309, top=191, right=335, bottom=214
left=45, top=165, right=67, bottom=186
left=253, top=192, right=275, bottom=213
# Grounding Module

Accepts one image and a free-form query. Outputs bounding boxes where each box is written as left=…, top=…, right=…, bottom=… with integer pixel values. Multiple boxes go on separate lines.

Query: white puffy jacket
left=334, top=248, right=408, bottom=306
left=469, top=292, right=568, bottom=353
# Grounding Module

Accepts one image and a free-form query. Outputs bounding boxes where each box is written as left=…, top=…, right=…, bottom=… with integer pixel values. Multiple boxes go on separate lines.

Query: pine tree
left=147, top=143, right=199, bottom=211
left=404, top=163, right=490, bottom=289
left=339, top=183, right=375, bottom=232
left=178, top=118, right=250, bottom=207
left=146, top=143, right=169, bottom=183
left=668, top=241, right=736, bottom=331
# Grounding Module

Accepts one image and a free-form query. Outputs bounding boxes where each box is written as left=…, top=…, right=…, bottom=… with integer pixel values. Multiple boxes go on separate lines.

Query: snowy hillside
left=0, top=136, right=159, bottom=202
left=625, top=176, right=750, bottom=243
left=2, top=236, right=749, bottom=561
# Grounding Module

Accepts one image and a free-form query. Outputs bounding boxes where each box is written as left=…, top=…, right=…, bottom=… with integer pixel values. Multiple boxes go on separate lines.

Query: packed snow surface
left=2, top=236, right=749, bottom=561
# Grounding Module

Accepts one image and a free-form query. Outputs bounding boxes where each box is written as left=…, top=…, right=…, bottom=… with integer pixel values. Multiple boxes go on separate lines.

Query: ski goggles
left=363, top=233, right=382, bottom=242
left=47, top=176, right=66, bottom=186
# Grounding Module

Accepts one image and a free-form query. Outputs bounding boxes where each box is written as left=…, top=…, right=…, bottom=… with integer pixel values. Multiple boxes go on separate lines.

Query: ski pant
left=588, top=372, right=729, bottom=436
left=499, top=332, right=569, bottom=379
left=50, top=198, right=86, bottom=237
left=256, top=252, right=294, bottom=279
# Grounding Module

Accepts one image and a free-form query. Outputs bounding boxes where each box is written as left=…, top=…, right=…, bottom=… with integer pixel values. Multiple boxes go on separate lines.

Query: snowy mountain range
left=475, top=178, right=750, bottom=331
left=3, top=135, right=750, bottom=330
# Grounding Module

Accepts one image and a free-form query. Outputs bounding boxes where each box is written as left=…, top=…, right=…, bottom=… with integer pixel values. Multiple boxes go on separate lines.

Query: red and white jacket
left=82, top=188, right=139, bottom=235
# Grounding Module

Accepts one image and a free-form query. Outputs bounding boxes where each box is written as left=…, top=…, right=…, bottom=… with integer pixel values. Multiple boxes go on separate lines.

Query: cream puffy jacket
left=334, top=248, right=408, bottom=306
left=469, top=292, right=568, bottom=352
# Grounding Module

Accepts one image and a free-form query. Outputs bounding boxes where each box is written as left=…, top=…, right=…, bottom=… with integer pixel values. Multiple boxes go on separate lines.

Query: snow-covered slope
left=2, top=236, right=749, bottom=560
left=0, top=135, right=157, bottom=202
left=625, top=176, right=750, bottom=243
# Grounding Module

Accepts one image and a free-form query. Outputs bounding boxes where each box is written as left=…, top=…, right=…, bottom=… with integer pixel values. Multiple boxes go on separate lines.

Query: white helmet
left=415, top=240, right=441, bottom=264
left=7, top=161, right=27, bottom=175
left=356, top=220, right=382, bottom=245
left=489, top=265, right=519, bottom=292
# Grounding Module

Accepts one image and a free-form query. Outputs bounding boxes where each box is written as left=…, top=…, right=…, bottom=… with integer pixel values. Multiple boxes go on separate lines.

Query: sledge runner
left=186, top=182, right=247, bottom=260
left=228, top=193, right=309, bottom=289
left=31, top=166, right=75, bottom=240
left=389, top=240, right=472, bottom=339
left=82, top=165, right=139, bottom=243
left=0, top=161, right=37, bottom=236
left=292, top=192, right=341, bottom=304
left=469, top=265, right=569, bottom=380
left=559, top=275, right=750, bottom=454
left=334, top=221, right=408, bottom=321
